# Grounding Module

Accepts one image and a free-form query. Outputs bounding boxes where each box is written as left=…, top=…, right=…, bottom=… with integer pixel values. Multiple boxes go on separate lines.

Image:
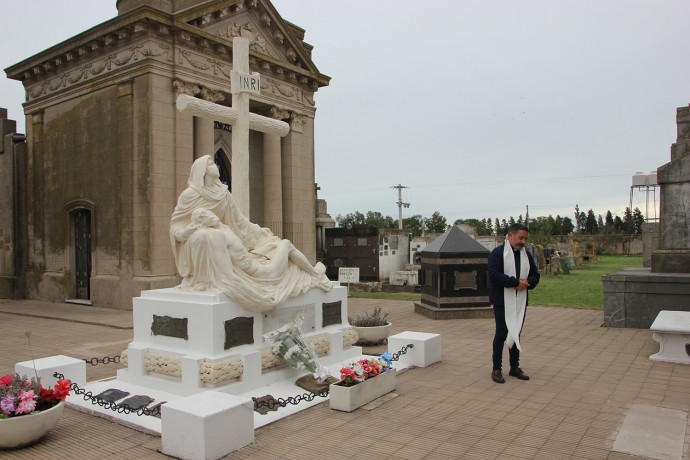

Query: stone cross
left=176, top=36, right=290, bottom=216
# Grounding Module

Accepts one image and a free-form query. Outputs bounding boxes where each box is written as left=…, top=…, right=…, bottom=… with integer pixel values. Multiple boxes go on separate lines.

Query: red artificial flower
left=53, top=380, right=71, bottom=400
left=40, top=386, right=56, bottom=402
left=0, top=375, right=12, bottom=387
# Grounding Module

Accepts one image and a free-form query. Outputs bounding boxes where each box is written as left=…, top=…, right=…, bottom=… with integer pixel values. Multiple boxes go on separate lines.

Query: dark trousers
left=492, top=304, right=525, bottom=370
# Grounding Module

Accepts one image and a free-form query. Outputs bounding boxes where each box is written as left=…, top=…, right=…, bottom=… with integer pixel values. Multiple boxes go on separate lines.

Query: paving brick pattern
left=1, top=297, right=688, bottom=459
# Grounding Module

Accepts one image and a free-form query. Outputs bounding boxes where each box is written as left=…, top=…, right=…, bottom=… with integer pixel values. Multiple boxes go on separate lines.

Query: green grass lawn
left=529, top=254, right=643, bottom=309
left=349, top=254, right=643, bottom=310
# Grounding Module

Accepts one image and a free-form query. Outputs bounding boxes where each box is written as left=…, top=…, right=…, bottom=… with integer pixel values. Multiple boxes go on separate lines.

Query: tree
left=485, top=218, right=494, bottom=236
left=403, top=215, right=424, bottom=236
left=494, top=218, right=501, bottom=236
left=364, top=211, right=395, bottom=228
left=613, top=215, right=625, bottom=233
left=632, top=207, right=645, bottom=234
left=562, top=216, right=575, bottom=235
left=623, top=207, right=633, bottom=233
left=553, top=215, right=564, bottom=235
left=453, top=218, right=491, bottom=236
left=597, top=214, right=604, bottom=233
left=585, top=209, right=598, bottom=234
left=336, top=211, right=365, bottom=227
left=426, top=211, right=448, bottom=233
left=605, top=210, right=615, bottom=232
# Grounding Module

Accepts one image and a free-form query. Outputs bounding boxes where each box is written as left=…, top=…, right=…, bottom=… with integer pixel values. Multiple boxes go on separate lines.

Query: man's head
left=192, top=208, right=220, bottom=227
left=507, top=223, right=529, bottom=251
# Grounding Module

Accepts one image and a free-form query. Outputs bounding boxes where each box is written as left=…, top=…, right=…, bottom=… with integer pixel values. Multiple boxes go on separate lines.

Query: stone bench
left=649, top=310, right=690, bottom=365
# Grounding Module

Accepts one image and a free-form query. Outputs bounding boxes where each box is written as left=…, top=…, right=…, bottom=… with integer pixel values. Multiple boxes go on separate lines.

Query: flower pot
left=0, top=401, right=64, bottom=450
left=352, top=323, right=392, bottom=344
left=329, top=369, right=396, bottom=412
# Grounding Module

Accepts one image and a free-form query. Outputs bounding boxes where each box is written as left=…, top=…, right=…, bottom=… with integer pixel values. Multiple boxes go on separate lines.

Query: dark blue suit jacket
left=488, top=244, right=540, bottom=307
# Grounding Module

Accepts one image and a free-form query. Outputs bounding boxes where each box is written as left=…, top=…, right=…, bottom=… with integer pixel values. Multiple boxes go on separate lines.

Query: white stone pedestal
left=117, top=285, right=361, bottom=395
left=15, top=355, right=86, bottom=389
left=388, top=331, right=442, bottom=368
left=162, top=391, right=254, bottom=460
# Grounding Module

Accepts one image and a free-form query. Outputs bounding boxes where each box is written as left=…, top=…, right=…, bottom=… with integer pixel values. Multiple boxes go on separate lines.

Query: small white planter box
left=329, top=369, right=396, bottom=412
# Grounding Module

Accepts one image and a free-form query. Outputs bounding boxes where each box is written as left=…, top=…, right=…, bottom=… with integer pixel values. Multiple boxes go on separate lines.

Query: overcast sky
left=2, top=0, right=689, bottom=225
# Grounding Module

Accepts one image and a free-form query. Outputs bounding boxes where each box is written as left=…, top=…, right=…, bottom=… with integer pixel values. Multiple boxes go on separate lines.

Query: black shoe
left=509, top=367, right=530, bottom=380
left=491, top=369, right=505, bottom=384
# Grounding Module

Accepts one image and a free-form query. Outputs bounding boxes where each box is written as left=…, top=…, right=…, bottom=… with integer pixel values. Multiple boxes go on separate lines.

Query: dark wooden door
left=74, top=209, right=91, bottom=300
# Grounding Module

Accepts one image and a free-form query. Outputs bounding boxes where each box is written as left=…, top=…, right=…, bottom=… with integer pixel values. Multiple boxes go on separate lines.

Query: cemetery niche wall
left=2, top=0, right=330, bottom=308
left=415, top=226, right=493, bottom=320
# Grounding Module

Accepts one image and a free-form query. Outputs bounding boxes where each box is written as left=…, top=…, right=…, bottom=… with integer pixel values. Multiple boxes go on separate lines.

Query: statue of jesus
left=170, top=155, right=332, bottom=312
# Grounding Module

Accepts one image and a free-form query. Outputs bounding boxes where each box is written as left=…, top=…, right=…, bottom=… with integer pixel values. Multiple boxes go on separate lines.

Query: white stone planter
left=329, top=369, right=396, bottom=412
left=0, top=401, right=64, bottom=450
left=352, top=323, right=392, bottom=344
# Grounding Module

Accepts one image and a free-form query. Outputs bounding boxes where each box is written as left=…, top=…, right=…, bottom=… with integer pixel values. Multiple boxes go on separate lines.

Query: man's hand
left=516, top=278, right=530, bottom=291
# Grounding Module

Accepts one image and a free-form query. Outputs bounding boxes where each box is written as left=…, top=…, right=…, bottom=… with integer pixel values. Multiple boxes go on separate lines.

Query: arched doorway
left=73, top=209, right=91, bottom=300
left=215, top=149, right=231, bottom=190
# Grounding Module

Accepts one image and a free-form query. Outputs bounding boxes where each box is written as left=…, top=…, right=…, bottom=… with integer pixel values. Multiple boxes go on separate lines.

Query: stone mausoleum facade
left=1, top=0, right=330, bottom=308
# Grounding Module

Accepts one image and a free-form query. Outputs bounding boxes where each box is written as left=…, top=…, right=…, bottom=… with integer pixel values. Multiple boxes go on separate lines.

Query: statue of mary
left=170, top=155, right=332, bottom=312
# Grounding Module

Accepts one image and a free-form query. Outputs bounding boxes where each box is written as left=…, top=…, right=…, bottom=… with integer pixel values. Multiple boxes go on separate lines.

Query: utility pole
left=392, top=184, right=409, bottom=229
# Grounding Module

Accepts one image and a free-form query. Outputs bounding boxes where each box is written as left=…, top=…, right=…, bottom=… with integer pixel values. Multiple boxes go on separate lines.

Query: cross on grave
left=176, top=36, right=290, bottom=216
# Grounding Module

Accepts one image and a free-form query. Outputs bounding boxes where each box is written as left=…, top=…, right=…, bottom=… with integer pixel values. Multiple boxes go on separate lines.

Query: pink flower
left=15, top=395, right=37, bottom=415
left=0, top=394, right=16, bottom=415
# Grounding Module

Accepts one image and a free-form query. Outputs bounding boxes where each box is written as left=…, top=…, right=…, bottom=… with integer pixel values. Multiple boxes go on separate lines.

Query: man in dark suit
left=488, top=223, right=540, bottom=384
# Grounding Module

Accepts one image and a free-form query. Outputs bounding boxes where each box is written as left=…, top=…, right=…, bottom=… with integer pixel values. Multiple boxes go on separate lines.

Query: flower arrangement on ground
left=0, top=373, right=71, bottom=418
left=264, top=314, right=329, bottom=381
left=338, top=352, right=393, bottom=387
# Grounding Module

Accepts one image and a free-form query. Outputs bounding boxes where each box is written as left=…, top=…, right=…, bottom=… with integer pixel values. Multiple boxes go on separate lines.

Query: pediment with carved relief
left=180, top=0, right=316, bottom=74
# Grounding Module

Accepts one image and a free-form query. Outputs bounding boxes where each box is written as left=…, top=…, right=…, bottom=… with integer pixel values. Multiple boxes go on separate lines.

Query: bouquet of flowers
left=264, top=314, right=329, bottom=382
left=0, top=373, right=71, bottom=418
left=339, top=352, right=393, bottom=387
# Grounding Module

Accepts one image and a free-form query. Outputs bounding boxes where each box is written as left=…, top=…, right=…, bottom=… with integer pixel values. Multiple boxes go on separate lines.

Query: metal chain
left=53, top=372, right=161, bottom=417
left=58, top=344, right=415, bottom=415
left=253, top=343, right=414, bottom=411
left=83, top=356, right=121, bottom=366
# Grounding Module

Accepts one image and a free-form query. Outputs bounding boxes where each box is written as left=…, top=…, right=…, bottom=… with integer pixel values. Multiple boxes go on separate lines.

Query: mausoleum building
left=1, top=0, right=330, bottom=308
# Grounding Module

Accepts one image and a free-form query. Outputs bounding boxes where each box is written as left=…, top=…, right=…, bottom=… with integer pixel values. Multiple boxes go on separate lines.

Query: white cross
left=176, top=36, right=290, bottom=216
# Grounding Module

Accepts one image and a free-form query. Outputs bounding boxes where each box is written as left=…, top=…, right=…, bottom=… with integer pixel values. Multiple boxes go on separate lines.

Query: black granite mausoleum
left=415, top=227, right=491, bottom=319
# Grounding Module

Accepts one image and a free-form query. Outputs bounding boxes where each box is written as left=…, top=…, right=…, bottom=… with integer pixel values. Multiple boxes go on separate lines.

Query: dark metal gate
left=74, top=209, right=91, bottom=300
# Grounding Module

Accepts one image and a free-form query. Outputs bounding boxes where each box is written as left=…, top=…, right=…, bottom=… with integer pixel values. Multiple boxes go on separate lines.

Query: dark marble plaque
left=119, top=395, right=154, bottom=411
left=224, top=316, right=254, bottom=349
left=151, top=315, right=188, bottom=339
left=322, top=300, right=342, bottom=327
left=95, top=388, right=130, bottom=403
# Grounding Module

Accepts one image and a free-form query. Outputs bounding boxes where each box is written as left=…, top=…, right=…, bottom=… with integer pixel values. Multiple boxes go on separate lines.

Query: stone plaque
left=95, top=388, right=130, bottom=403
left=225, top=317, right=254, bottom=349
left=322, top=301, right=342, bottom=327
left=151, top=315, right=188, bottom=339
left=454, top=271, right=477, bottom=290
left=119, top=395, right=154, bottom=411
left=262, top=304, right=315, bottom=336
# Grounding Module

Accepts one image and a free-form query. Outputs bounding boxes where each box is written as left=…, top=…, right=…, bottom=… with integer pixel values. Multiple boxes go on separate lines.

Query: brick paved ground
left=1, top=297, right=688, bottom=459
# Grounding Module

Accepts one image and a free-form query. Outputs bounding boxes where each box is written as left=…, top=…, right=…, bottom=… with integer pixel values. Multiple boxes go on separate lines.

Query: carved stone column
left=195, top=88, right=225, bottom=158
left=263, top=107, right=289, bottom=237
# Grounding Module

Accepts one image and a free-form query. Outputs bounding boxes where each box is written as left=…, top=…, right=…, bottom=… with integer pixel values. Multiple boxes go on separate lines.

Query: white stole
left=503, top=239, right=529, bottom=351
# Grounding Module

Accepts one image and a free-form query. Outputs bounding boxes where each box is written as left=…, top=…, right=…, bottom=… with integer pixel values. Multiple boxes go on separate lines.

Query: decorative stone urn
left=0, top=401, right=64, bottom=449
left=329, top=369, right=396, bottom=412
left=352, top=323, right=392, bottom=344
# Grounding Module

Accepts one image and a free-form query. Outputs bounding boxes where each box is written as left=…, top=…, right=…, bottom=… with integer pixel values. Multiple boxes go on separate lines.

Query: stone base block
left=162, top=391, right=254, bottom=460
left=414, top=302, right=493, bottom=320
left=649, top=310, right=690, bottom=364
left=15, top=354, right=86, bottom=389
left=388, top=331, right=441, bottom=368
left=603, top=268, right=690, bottom=328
